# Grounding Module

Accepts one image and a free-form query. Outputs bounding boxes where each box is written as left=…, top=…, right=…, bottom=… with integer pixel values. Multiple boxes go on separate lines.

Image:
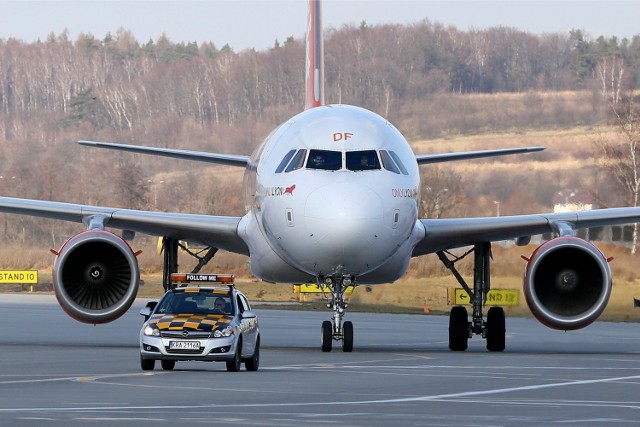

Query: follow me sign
left=0, top=270, right=38, bottom=284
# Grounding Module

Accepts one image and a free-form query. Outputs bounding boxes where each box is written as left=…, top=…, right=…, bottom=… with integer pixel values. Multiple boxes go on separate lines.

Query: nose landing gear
left=319, top=276, right=354, bottom=352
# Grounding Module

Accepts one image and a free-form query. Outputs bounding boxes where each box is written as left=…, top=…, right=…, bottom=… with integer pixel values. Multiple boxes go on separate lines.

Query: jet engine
left=523, top=237, right=612, bottom=330
left=52, top=230, right=140, bottom=324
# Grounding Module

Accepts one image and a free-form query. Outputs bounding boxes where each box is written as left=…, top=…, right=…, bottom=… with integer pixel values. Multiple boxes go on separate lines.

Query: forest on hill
left=0, top=20, right=638, bottom=252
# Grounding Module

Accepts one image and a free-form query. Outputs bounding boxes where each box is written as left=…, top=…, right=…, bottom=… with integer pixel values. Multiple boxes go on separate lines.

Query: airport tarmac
left=1, top=293, right=640, bottom=426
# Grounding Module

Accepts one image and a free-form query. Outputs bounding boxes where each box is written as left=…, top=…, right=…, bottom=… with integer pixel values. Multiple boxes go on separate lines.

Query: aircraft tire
left=449, top=306, right=469, bottom=351
left=486, top=306, right=506, bottom=352
left=321, top=320, right=332, bottom=352
left=342, top=321, right=353, bottom=352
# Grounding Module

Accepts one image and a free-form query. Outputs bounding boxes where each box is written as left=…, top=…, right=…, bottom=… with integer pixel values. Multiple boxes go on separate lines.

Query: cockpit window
left=388, top=151, right=409, bottom=175
left=380, top=150, right=401, bottom=174
left=346, top=150, right=381, bottom=171
left=306, top=149, right=342, bottom=171
left=284, top=149, right=307, bottom=172
left=275, top=149, right=297, bottom=173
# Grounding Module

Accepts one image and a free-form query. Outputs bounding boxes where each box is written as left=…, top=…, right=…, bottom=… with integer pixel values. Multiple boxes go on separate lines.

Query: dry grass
left=92, top=273, right=640, bottom=322
left=412, top=125, right=616, bottom=173
left=5, top=242, right=639, bottom=323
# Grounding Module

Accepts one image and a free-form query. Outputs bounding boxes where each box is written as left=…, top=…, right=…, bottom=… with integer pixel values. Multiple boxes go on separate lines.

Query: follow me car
left=139, top=274, right=260, bottom=372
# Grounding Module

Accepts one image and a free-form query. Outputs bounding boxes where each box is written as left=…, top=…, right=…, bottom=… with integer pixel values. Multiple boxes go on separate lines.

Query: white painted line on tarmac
left=1, top=373, right=639, bottom=413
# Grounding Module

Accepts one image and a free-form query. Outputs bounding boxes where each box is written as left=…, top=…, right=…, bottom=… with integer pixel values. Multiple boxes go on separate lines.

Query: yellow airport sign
left=448, top=288, right=519, bottom=306
left=0, top=270, right=38, bottom=284
left=293, top=284, right=355, bottom=294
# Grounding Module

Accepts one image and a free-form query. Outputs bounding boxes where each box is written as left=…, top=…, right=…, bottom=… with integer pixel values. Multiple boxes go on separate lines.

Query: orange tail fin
left=305, top=0, right=324, bottom=110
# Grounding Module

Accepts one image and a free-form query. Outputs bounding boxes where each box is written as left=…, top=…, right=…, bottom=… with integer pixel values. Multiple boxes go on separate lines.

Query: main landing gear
left=319, top=276, right=354, bottom=352
left=437, top=242, right=506, bottom=352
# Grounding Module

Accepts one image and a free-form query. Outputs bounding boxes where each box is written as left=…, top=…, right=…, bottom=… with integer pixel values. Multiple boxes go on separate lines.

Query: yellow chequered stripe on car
left=150, top=313, right=231, bottom=331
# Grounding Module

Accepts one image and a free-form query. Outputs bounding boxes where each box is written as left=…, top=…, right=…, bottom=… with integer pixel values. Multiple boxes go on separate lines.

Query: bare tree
left=596, top=94, right=640, bottom=253
left=420, top=165, right=466, bottom=219
left=595, top=55, right=627, bottom=104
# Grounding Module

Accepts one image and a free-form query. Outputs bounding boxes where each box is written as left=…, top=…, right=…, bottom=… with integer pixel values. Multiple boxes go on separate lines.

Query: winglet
left=305, top=0, right=324, bottom=110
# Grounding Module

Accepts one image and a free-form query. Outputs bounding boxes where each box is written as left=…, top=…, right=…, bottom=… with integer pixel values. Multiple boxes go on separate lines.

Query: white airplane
left=1, top=0, right=639, bottom=352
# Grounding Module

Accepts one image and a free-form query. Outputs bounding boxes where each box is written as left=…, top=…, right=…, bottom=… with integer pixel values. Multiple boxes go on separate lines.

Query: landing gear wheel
left=486, top=306, right=506, bottom=352
left=449, top=306, right=469, bottom=351
left=342, top=321, right=353, bottom=352
left=161, top=360, right=175, bottom=370
left=321, top=320, right=333, bottom=352
left=140, top=356, right=155, bottom=371
left=226, top=339, right=242, bottom=372
left=245, top=337, right=260, bottom=371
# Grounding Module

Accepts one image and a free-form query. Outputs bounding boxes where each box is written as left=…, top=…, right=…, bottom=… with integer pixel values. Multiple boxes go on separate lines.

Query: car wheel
left=140, top=356, right=155, bottom=371
left=161, top=360, right=175, bottom=371
left=226, top=338, right=242, bottom=372
left=245, top=336, right=260, bottom=372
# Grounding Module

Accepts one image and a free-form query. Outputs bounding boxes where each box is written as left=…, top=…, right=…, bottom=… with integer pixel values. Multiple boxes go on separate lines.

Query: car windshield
left=155, top=291, right=235, bottom=316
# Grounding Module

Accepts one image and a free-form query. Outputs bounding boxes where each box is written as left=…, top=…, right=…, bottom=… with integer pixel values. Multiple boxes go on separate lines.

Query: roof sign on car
left=170, top=273, right=235, bottom=285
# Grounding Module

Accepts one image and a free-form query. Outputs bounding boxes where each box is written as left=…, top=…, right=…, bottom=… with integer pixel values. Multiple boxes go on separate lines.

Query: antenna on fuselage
left=305, top=0, right=324, bottom=110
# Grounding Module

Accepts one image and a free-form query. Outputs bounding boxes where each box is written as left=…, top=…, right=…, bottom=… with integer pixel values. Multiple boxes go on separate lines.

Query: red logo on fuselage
left=333, top=132, right=353, bottom=142
left=265, top=185, right=297, bottom=197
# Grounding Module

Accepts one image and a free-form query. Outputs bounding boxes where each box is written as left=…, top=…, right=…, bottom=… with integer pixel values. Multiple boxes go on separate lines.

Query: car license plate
left=169, top=341, right=200, bottom=350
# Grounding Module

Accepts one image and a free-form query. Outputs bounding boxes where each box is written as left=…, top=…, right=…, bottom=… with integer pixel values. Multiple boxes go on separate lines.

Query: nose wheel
left=319, top=276, right=354, bottom=352
left=321, top=319, right=354, bottom=352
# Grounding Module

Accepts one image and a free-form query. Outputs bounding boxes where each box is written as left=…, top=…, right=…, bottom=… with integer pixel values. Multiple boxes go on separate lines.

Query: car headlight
left=143, top=325, right=160, bottom=337
left=213, top=326, right=233, bottom=338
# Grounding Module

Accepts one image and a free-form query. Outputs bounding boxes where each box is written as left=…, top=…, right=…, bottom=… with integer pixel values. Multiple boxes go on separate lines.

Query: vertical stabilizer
left=305, top=0, right=324, bottom=109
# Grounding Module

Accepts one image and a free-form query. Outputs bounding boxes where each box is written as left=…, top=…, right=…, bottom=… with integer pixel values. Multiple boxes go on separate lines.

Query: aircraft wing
left=415, top=146, right=544, bottom=165
left=78, top=140, right=250, bottom=167
left=413, top=207, right=640, bottom=256
left=0, top=196, right=249, bottom=255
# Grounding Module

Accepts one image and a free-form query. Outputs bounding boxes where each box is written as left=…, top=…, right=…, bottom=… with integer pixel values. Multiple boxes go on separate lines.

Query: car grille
left=160, top=331, right=211, bottom=339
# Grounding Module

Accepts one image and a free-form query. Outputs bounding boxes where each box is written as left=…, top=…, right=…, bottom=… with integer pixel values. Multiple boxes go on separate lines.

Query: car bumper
left=140, top=334, right=238, bottom=362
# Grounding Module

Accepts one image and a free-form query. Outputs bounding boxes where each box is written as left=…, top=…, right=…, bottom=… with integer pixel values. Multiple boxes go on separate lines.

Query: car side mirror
left=140, top=301, right=157, bottom=321
left=241, top=310, right=256, bottom=320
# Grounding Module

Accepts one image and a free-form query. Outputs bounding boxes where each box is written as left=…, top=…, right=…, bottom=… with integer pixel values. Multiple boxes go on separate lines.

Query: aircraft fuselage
left=238, top=104, right=424, bottom=284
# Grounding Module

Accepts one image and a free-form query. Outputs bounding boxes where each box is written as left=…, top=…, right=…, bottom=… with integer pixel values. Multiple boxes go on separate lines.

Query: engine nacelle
left=53, top=230, right=140, bottom=324
left=523, top=237, right=611, bottom=330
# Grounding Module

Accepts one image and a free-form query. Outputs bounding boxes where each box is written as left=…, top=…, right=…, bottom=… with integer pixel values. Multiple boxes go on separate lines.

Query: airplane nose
left=305, top=182, right=383, bottom=221
left=303, top=182, right=386, bottom=274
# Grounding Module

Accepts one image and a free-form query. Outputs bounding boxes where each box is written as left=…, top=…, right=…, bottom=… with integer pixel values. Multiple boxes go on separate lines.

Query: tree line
left=0, top=21, right=638, bottom=248
left=1, top=23, right=639, bottom=139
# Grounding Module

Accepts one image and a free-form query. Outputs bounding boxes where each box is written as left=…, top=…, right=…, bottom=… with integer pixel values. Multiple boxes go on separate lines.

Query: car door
left=236, top=293, right=258, bottom=357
